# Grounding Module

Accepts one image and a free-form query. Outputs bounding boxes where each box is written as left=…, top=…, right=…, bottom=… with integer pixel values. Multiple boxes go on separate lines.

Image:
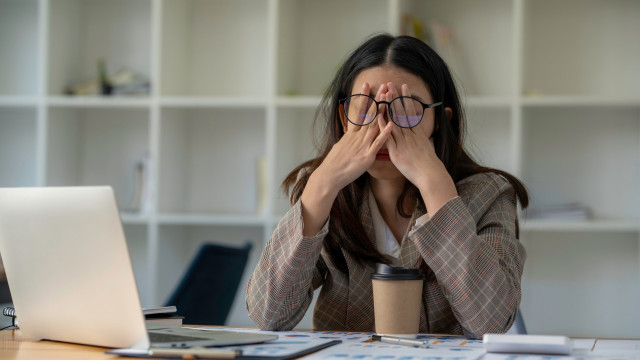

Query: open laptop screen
left=0, top=187, right=149, bottom=348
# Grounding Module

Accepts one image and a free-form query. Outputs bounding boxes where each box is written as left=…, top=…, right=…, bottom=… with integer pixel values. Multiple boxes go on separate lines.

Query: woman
left=246, top=34, right=528, bottom=338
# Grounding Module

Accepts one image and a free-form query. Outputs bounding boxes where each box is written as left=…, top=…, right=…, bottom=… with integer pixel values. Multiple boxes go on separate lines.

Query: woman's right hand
left=299, top=82, right=393, bottom=237
left=314, top=82, right=393, bottom=191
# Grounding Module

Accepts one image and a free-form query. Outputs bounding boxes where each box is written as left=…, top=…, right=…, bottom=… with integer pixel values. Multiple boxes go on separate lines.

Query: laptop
left=0, top=186, right=276, bottom=349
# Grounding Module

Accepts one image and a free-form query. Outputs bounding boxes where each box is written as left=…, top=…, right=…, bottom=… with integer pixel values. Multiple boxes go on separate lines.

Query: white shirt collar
left=368, top=187, right=401, bottom=263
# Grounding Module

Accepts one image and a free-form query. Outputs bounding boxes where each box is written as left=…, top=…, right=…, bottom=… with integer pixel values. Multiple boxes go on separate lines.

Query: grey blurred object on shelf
left=527, top=203, right=592, bottom=222
left=66, top=59, right=150, bottom=96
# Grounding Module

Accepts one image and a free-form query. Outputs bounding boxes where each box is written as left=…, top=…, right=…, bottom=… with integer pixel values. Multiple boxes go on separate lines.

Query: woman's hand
left=299, top=82, right=393, bottom=237
left=381, top=82, right=458, bottom=216
left=314, top=82, right=393, bottom=192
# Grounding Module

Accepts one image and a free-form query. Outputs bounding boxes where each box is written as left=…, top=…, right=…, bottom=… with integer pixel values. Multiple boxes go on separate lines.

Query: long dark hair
left=283, top=34, right=529, bottom=273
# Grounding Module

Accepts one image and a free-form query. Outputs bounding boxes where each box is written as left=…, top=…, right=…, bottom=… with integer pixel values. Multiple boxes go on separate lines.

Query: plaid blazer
left=246, top=172, right=525, bottom=338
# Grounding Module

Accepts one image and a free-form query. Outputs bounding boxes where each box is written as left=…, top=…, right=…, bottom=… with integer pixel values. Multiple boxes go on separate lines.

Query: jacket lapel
left=397, top=205, right=427, bottom=268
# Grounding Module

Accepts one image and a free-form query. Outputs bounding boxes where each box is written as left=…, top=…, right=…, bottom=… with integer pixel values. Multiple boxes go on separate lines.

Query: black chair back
left=165, top=242, right=252, bottom=325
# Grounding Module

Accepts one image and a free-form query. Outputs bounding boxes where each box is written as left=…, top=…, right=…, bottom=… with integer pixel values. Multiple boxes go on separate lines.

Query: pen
left=372, top=335, right=430, bottom=348
left=149, top=347, right=242, bottom=359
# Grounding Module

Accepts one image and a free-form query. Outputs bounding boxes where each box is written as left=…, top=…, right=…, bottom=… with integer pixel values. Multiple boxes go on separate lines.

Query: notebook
left=0, top=186, right=277, bottom=349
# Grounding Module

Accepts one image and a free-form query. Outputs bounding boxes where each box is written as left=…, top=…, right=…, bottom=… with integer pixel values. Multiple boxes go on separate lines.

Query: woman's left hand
left=381, top=82, right=458, bottom=215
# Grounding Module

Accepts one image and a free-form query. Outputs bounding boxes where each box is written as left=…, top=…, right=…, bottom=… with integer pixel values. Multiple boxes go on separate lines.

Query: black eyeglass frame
left=338, top=94, right=443, bottom=128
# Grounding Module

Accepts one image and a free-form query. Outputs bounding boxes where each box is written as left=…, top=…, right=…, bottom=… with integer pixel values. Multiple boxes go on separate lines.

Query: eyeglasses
left=339, top=94, right=443, bottom=128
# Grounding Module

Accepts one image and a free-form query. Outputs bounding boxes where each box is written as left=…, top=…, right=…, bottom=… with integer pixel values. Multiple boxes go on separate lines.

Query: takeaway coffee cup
left=371, top=263, right=424, bottom=338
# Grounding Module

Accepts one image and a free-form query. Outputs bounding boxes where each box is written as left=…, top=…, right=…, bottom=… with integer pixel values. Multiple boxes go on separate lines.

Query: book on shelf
left=143, top=306, right=183, bottom=328
left=142, top=306, right=176, bottom=316
left=122, top=152, right=151, bottom=214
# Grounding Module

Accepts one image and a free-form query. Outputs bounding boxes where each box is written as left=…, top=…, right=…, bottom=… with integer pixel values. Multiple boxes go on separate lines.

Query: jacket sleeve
left=245, top=198, right=329, bottom=330
left=409, top=174, right=526, bottom=338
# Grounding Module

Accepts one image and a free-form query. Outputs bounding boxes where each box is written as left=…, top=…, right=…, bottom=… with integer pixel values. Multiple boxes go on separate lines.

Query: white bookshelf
left=0, top=0, right=638, bottom=337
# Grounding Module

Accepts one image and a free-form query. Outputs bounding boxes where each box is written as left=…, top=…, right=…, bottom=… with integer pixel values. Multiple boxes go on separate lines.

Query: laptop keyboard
left=148, top=331, right=209, bottom=343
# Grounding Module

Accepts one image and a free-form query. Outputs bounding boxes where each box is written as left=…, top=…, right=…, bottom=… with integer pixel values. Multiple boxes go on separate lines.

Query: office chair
left=165, top=242, right=252, bottom=325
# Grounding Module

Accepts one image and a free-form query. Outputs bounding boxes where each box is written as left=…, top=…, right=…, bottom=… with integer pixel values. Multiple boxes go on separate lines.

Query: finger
left=377, top=109, right=390, bottom=133
left=387, top=82, right=408, bottom=128
left=362, top=83, right=387, bottom=137
left=360, top=82, right=377, bottom=126
left=361, top=83, right=384, bottom=129
left=386, top=88, right=404, bottom=140
left=375, top=83, right=388, bottom=110
left=363, top=113, right=382, bottom=145
left=401, top=84, right=420, bottom=127
left=384, top=123, right=397, bottom=154
left=369, top=119, right=394, bottom=155
left=399, top=84, right=431, bottom=138
left=347, top=82, right=372, bottom=130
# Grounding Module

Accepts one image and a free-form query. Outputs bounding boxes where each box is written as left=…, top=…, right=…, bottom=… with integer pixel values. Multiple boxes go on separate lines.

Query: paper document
left=223, top=337, right=339, bottom=358
left=572, top=338, right=596, bottom=351
left=302, top=342, right=485, bottom=360
left=195, top=327, right=373, bottom=343
left=421, top=335, right=484, bottom=348
left=592, top=339, right=640, bottom=354
left=484, top=354, right=636, bottom=360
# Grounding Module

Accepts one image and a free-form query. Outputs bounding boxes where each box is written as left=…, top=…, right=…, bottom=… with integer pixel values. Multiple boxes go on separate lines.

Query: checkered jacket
left=246, top=172, right=525, bottom=338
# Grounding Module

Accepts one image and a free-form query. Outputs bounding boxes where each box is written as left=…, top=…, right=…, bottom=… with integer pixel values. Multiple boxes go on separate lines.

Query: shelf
left=47, top=96, right=151, bottom=108
left=160, top=0, right=268, bottom=97
left=0, top=96, right=39, bottom=107
left=277, top=0, right=389, bottom=96
left=160, top=97, right=267, bottom=108
left=399, top=0, right=514, bottom=97
left=464, top=96, right=512, bottom=108
left=48, top=0, right=152, bottom=96
left=158, top=107, right=266, bottom=215
left=521, top=107, right=640, bottom=221
left=521, top=219, right=639, bottom=232
left=523, top=0, right=640, bottom=98
left=0, top=0, right=39, bottom=96
left=0, top=107, right=38, bottom=187
left=521, top=96, right=640, bottom=107
left=274, top=108, right=317, bottom=215
left=276, top=96, right=323, bottom=108
left=274, top=95, right=514, bottom=110
left=464, top=107, right=514, bottom=174
left=157, top=214, right=265, bottom=226
left=46, top=107, right=150, bottom=209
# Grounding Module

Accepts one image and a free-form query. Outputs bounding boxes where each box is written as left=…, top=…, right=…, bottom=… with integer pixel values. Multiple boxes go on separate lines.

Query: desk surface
left=2, top=328, right=640, bottom=360
left=0, top=329, right=119, bottom=359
